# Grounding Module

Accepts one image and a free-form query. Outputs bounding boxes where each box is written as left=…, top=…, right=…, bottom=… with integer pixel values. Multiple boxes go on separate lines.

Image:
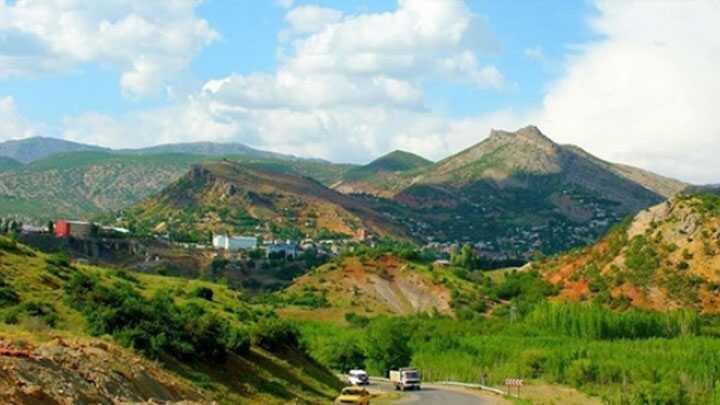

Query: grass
left=0, top=236, right=342, bottom=403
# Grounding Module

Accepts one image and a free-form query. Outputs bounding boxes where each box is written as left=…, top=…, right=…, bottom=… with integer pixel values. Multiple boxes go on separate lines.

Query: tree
left=451, top=243, right=475, bottom=269
left=364, top=318, right=412, bottom=376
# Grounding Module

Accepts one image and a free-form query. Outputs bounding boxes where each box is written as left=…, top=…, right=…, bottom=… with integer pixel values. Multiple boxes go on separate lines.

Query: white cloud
left=534, top=0, right=720, bottom=184
left=0, top=96, right=35, bottom=141
left=285, top=5, right=343, bottom=34
left=128, top=0, right=504, bottom=161
left=0, top=0, right=218, bottom=97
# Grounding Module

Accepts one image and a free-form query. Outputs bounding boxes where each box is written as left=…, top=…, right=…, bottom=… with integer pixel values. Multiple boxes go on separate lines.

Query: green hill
left=0, top=157, right=21, bottom=172
left=334, top=150, right=432, bottom=197
left=0, top=236, right=341, bottom=403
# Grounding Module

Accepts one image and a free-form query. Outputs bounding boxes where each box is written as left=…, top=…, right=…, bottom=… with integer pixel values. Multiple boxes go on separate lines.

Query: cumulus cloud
left=0, top=96, right=35, bottom=141
left=133, top=0, right=505, bottom=161
left=534, top=0, right=720, bottom=184
left=285, top=5, right=343, bottom=34
left=0, top=0, right=218, bottom=97
left=57, top=0, right=720, bottom=185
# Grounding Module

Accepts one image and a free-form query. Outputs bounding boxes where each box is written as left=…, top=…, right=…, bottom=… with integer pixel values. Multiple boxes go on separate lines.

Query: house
left=265, top=240, right=299, bottom=258
left=55, top=220, right=94, bottom=238
left=212, top=234, right=258, bottom=251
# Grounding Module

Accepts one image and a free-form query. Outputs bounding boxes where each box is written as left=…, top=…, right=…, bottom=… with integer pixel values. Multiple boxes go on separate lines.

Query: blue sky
left=0, top=1, right=718, bottom=183
left=0, top=1, right=598, bottom=124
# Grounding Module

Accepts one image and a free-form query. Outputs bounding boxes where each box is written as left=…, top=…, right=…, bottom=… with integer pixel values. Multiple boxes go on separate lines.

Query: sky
left=0, top=0, right=718, bottom=184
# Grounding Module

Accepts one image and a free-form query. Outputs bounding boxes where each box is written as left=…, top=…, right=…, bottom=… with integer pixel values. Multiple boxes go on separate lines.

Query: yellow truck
left=389, top=368, right=421, bottom=391
left=334, top=387, right=371, bottom=404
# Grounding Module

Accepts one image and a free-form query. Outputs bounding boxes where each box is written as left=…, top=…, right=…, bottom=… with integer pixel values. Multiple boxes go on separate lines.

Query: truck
left=389, top=368, right=421, bottom=391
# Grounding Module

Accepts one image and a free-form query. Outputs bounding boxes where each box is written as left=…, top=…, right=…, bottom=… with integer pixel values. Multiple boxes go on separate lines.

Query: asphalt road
left=370, top=380, right=499, bottom=404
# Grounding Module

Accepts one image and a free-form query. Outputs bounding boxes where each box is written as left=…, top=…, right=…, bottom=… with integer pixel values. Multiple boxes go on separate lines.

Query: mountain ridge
left=118, top=160, right=408, bottom=242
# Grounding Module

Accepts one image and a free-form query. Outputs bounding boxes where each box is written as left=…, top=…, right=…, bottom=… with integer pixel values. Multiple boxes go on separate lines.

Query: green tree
left=364, top=318, right=412, bottom=376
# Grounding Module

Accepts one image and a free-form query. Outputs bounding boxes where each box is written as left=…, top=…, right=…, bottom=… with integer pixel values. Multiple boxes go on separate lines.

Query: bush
left=191, top=286, right=215, bottom=301
left=64, top=272, right=246, bottom=361
left=0, top=279, right=19, bottom=307
left=252, top=318, right=301, bottom=351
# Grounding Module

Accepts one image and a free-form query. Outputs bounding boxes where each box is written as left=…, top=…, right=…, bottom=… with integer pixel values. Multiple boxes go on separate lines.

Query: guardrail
left=367, top=377, right=506, bottom=397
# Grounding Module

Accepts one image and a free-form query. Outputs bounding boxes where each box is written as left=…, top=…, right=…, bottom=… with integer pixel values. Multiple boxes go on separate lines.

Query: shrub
left=64, top=272, right=245, bottom=361
left=252, top=318, right=301, bottom=351
left=0, top=279, right=19, bottom=307
left=191, top=286, right=215, bottom=301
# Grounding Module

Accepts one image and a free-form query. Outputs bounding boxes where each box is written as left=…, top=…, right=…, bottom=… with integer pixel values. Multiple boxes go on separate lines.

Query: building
left=54, top=220, right=93, bottom=238
left=265, top=240, right=299, bottom=259
left=212, top=234, right=257, bottom=251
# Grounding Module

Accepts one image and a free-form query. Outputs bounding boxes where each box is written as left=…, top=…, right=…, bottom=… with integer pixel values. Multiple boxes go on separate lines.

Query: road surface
left=370, top=380, right=502, bottom=404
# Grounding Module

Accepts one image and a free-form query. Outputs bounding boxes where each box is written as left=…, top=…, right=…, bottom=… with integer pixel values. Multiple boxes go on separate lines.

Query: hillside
left=0, top=157, right=21, bottom=172
left=280, top=255, right=458, bottom=320
left=334, top=150, right=432, bottom=197
left=0, top=236, right=341, bottom=403
left=539, top=193, right=720, bottom=312
left=349, top=126, right=688, bottom=256
left=120, top=160, right=407, bottom=241
left=0, top=152, right=207, bottom=221
left=0, top=137, right=108, bottom=163
left=119, top=140, right=300, bottom=161
left=0, top=152, right=351, bottom=222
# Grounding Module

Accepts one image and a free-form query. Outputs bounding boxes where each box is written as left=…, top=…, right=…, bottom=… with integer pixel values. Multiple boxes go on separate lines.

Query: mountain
left=0, top=151, right=351, bottom=222
left=0, top=152, right=208, bottom=221
left=0, top=137, right=107, bottom=163
left=0, top=156, right=22, bottom=171
left=120, top=140, right=303, bottom=161
left=338, top=126, right=689, bottom=256
left=0, top=137, right=314, bottom=163
left=119, top=160, right=407, bottom=241
left=539, top=193, right=720, bottom=312
left=333, top=150, right=432, bottom=196
left=0, top=236, right=341, bottom=403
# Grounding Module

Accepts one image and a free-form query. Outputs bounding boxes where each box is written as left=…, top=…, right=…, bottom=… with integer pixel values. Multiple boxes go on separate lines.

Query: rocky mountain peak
left=487, top=125, right=557, bottom=150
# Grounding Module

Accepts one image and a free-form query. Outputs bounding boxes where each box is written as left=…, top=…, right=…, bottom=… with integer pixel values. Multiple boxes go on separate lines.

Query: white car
left=347, top=369, right=370, bottom=386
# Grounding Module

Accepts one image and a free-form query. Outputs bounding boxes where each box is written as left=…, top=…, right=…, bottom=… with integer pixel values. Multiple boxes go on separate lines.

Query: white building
left=212, top=234, right=257, bottom=251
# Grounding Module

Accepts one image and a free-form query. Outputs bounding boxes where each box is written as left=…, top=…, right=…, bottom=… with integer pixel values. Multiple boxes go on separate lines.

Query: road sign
left=504, top=378, right=523, bottom=398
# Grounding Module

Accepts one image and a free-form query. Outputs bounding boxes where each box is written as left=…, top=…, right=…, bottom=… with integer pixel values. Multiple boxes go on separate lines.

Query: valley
left=0, top=129, right=717, bottom=405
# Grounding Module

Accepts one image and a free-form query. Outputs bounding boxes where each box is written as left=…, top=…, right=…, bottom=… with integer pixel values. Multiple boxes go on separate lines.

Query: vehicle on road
left=347, top=369, right=370, bottom=385
left=334, top=386, right=371, bottom=404
left=389, top=367, right=421, bottom=391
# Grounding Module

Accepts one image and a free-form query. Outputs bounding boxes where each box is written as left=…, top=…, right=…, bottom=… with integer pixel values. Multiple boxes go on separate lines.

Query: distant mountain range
left=0, top=137, right=305, bottom=164
left=0, top=127, right=696, bottom=256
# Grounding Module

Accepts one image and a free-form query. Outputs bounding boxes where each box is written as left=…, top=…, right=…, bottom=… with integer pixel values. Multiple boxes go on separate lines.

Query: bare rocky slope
left=277, top=253, right=488, bottom=322
left=539, top=193, right=720, bottom=312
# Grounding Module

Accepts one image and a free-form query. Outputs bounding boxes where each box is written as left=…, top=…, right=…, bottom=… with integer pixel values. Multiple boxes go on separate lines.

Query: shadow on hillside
left=166, top=346, right=341, bottom=403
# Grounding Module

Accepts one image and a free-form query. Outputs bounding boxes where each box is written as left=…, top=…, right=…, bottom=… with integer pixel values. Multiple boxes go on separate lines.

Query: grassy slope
left=0, top=237, right=341, bottom=404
